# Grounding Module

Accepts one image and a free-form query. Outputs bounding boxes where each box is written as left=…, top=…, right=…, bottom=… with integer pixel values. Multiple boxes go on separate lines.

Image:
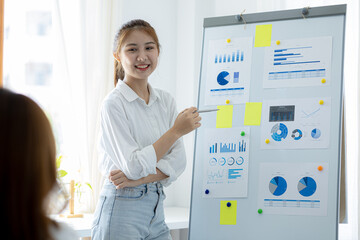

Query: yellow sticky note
left=216, top=105, right=233, bottom=128
left=244, top=102, right=262, bottom=126
left=254, top=24, right=272, bottom=47
left=220, top=200, right=237, bottom=225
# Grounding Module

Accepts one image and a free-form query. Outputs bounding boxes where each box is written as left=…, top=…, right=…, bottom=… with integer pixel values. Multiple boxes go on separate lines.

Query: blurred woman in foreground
left=0, top=88, right=77, bottom=240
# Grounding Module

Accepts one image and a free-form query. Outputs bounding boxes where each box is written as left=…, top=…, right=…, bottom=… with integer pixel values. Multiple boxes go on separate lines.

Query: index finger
left=188, top=107, right=197, bottom=113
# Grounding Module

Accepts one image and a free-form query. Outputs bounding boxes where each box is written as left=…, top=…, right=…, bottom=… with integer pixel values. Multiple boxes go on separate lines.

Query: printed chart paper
left=261, top=98, right=331, bottom=149
left=258, top=162, right=329, bottom=216
left=205, top=37, right=252, bottom=106
left=203, top=128, right=250, bottom=198
left=263, top=37, right=332, bottom=88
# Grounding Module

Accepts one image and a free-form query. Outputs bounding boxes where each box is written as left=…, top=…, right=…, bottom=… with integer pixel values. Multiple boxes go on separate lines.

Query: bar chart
left=220, top=143, right=236, bottom=153
left=263, top=37, right=332, bottom=89
left=215, top=50, right=244, bottom=64
left=268, top=46, right=328, bottom=81
left=209, top=141, right=248, bottom=154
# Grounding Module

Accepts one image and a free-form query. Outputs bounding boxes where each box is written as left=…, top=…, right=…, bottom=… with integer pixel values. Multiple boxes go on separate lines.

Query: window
left=4, top=0, right=90, bottom=212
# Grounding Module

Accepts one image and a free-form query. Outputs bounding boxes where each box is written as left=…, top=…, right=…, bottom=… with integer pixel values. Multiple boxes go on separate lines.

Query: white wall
left=118, top=0, right=178, bottom=97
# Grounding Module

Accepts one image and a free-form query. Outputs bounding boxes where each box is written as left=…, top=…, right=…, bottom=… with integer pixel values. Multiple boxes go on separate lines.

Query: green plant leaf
left=56, top=155, right=63, bottom=169
left=57, top=169, right=68, bottom=178
left=85, top=182, right=93, bottom=191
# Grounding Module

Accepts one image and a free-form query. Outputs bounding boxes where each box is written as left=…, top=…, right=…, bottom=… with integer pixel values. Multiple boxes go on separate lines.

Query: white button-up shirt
left=98, top=80, right=186, bottom=186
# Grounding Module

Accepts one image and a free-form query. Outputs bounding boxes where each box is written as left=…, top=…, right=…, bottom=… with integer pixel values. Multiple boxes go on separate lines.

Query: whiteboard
left=189, top=5, right=345, bottom=240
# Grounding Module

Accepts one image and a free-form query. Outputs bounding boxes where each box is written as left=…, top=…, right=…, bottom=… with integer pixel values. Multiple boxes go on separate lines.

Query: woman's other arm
left=109, top=168, right=168, bottom=189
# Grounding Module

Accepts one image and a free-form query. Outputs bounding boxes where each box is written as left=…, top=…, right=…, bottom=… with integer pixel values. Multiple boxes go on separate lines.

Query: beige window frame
left=0, top=0, right=3, bottom=87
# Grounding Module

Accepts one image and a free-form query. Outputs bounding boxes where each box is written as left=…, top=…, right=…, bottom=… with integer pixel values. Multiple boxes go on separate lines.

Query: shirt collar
left=116, top=80, right=161, bottom=105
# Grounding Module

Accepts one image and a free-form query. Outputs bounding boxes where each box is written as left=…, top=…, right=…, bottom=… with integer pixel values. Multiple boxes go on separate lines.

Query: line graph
left=301, top=108, right=320, bottom=119
left=207, top=170, right=226, bottom=181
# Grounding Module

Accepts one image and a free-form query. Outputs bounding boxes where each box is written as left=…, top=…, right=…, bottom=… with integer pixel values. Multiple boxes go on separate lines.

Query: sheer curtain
left=53, top=0, right=121, bottom=212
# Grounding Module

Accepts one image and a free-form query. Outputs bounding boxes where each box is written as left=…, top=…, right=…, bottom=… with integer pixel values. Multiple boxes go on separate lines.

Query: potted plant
left=56, top=155, right=92, bottom=218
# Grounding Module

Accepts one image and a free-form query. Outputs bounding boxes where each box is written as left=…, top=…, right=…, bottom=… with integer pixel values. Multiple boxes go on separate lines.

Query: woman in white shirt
left=91, top=19, right=201, bottom=240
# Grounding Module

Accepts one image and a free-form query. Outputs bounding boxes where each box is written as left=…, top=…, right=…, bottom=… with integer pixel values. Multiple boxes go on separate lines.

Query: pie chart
left=217, top=71, right=230, bottom=86
left=219, top=157, right=226, bottom=166
left=236, top=156, right=244, bottom=165
left=298, top=177, right=317, bottom=197
left=227, top=157, right=235, bottom=166
left=269, top=176, right=287, bottom=196
left=311, top=128, right=321, bottom=139
left=291, top=129, right=303, bottom=140
left=209, top=158, right=217, bottom=166
left=271, top=123, right=288, bottom=141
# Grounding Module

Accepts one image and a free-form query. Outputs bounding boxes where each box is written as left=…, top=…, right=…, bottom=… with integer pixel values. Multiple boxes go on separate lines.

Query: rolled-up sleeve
left=156, top=95, right=187, bottom=186
left=157, top=138, right=186, bottom=186
left=98, top=99, right=157, bottom=180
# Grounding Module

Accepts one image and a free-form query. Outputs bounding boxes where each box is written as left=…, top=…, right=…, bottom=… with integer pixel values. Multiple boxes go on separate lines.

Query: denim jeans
left=91, top=180, right=171, bottom=240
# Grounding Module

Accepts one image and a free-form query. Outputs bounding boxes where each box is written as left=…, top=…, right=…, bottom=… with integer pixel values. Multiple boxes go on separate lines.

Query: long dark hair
left=113, top=19, right=160, bottom=86
left=0, top=88, right=57, bottom=240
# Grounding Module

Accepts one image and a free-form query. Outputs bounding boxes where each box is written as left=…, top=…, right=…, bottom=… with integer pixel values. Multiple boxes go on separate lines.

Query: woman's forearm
left=109, top=168, right=168, bottom=189
left=153, top=128, right=180, bottom=162
left=138, top=168, right=168, bottom=185
left=153, top=107, right=201, bottom=162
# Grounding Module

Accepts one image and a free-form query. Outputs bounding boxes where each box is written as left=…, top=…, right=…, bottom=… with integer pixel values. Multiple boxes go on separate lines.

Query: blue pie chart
left=227, top=157, right=235, bottom=166
left=209, top=158, right=217, bottom=166
left=217, top=71, right=230, bottom=86
left=219, top=157, right=226, bottom=166
left=291, top=129, right=303, bottom=140
left=311, top=128, right=321, bottom=139
left=271, top=123, right=288, bottom=141
left=269, top=176, right=287, bottom=196
left=236, top=156, right=244, bottom=165
left=298, top=177, right=317, bottom=197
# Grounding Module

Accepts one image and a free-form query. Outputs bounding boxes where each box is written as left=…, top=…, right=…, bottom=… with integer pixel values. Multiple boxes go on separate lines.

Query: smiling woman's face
left=118, top=30, right=159, bottom=82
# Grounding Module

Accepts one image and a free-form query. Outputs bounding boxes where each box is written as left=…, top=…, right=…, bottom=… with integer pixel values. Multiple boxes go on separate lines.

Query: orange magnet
left=318, top=165, right=323, bottom=171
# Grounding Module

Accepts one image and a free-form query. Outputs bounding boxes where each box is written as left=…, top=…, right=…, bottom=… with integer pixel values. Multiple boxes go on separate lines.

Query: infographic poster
left=202, top=128, right=250, bottom=198
left=258, top=162, right=329, bottom=216
left=261, top=98, right=331, bottom=149
left=204, top=37, right=253, bottom=106
left=263, top=37, right=332, bottom=88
